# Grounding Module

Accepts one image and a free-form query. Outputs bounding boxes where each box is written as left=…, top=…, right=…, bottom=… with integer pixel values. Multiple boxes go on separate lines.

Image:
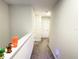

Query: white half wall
left=0, top=0, right=10, bottom=47
left=49, top=0, right=78, bottom=59
left=9, top=5, right=32, bottom=38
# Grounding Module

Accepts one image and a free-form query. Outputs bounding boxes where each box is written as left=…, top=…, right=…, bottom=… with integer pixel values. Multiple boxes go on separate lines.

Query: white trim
left=48, top=45, right=57, bottom=59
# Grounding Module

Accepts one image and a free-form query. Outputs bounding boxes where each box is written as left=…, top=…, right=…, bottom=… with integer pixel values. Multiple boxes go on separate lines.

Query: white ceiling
left=4, top=0, right=58, bottom=11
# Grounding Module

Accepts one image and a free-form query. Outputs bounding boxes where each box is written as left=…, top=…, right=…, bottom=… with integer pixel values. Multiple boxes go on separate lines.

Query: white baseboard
left=48, top=45, right=57, bottom=59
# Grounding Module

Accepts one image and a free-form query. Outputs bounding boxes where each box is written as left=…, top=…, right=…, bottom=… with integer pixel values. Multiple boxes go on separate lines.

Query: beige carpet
left=31, top=38, right=55, bottom=59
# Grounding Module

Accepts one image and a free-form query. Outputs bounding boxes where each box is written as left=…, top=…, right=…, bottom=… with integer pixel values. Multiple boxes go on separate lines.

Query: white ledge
left=4, top=33, right=32, bottom=59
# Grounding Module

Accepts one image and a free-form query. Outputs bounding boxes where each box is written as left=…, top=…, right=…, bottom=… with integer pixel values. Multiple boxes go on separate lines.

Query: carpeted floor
left=31, top=38, right=55, bottom=59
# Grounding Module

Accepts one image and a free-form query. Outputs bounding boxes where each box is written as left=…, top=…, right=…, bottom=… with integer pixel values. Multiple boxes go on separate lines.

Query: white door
left=41, top=17, right=50, bottom=38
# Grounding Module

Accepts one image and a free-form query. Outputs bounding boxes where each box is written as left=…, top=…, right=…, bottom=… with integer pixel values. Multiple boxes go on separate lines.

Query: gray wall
left=9, top=5, right=32, bottom=38
left=49, top=0, right=78, bottom=59
left=0, top=0, right=10, bottom=47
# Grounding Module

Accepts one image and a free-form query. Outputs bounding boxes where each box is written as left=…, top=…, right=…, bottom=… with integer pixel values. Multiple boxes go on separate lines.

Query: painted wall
left=0, top=0, right=10, bottom=47
left=49, top=0, right=78, bottom=59
left=9, top=5, right=32, bottom=38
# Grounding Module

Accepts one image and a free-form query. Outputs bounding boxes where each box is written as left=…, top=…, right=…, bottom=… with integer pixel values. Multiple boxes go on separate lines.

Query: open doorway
left=32, top=10, right=51, bottom=41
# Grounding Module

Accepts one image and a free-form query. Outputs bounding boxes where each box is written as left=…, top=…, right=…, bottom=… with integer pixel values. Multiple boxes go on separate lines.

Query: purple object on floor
left=54, top=48, right=61, bottom=59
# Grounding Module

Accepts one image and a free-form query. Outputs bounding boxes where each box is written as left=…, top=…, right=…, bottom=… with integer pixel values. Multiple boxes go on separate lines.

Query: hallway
left=31, top=38, right=55, bottom=59
left=0, top=0, right=77, bottom=59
